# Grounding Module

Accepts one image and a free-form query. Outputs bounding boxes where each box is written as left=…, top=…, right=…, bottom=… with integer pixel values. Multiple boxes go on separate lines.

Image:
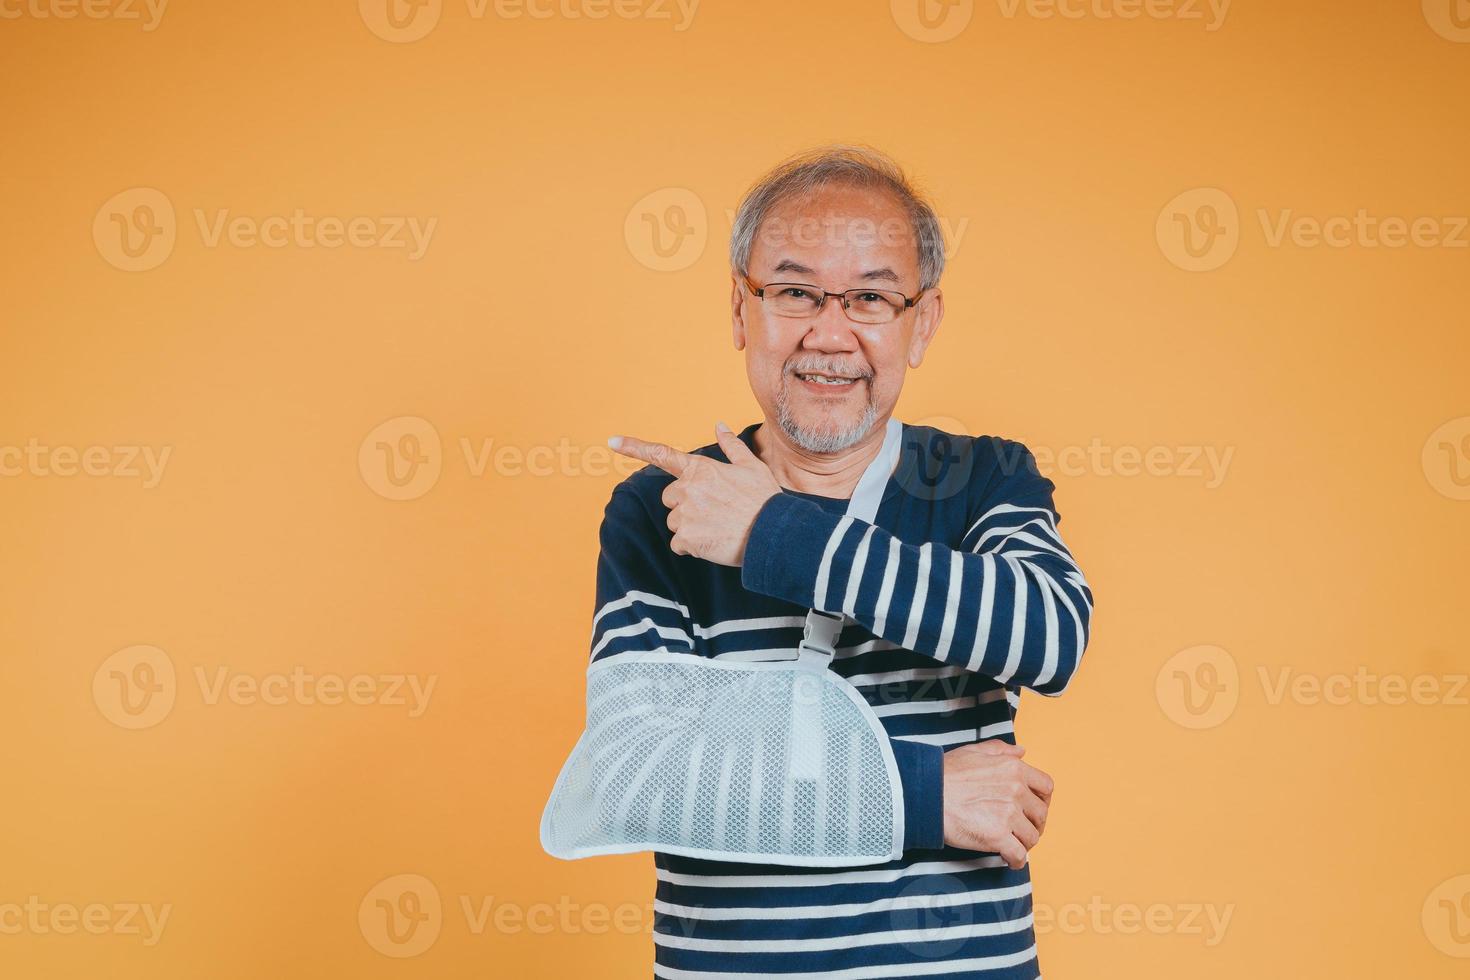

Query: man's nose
left=801, top=296, right=860, bottom=352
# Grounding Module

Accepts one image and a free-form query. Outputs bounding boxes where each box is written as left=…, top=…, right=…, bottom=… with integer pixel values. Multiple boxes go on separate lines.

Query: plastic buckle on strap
left=792, top=608, right=843, bottom=781
left=797, top=609, right=845, bottom=668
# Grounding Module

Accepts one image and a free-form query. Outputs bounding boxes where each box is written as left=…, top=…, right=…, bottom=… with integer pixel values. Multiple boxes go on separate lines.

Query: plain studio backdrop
left=1, top=0, right=1467, bottom=976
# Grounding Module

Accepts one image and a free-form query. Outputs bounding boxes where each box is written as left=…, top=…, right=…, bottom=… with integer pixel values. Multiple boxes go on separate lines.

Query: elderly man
left=543, top=146, right=1094, bottom=978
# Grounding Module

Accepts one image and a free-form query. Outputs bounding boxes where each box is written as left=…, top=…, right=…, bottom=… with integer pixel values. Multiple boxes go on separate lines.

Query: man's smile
left=793, top=369, right=867, bottom=394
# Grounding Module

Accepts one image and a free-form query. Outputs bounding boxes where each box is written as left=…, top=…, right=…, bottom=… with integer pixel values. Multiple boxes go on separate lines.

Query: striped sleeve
left=741, top=442, right=1094, bottom=697
left=587, top=484, right=946, bottom=852
left=589, top=487, right=699, bottom=664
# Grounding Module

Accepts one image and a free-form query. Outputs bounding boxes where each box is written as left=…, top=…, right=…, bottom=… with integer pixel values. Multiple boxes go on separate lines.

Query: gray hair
left=729, top=145, right=946, bottom=292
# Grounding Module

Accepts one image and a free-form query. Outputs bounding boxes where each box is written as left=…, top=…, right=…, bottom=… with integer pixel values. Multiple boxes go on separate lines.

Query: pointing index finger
left=609, top=435, right=699, bottom=478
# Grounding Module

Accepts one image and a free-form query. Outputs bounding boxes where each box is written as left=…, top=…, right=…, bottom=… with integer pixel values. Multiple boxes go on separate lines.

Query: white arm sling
left=540, top=418, right=907, bottom=866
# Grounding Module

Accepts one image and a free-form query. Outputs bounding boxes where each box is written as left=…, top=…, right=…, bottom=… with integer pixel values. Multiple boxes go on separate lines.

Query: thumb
left=715, top=421, right=761, bottom=467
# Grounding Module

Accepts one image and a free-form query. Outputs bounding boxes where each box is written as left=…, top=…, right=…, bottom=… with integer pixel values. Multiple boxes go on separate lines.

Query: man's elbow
left=1027, top=607, right=1093, bottom=698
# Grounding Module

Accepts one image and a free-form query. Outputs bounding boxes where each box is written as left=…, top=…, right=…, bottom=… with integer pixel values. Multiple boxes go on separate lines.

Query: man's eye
left=780, top=287, right=814, bottom=300
left=855, top=292, right=883, bottom=303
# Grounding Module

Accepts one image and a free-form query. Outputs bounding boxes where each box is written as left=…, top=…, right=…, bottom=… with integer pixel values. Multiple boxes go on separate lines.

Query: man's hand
left=609, top=422, right=781, bottom=567
left=943, top=740, right=1054, bottom=870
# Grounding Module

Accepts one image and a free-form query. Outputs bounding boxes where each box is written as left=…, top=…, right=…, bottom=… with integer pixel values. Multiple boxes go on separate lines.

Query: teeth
left=800, top=374, right=854, bottom=385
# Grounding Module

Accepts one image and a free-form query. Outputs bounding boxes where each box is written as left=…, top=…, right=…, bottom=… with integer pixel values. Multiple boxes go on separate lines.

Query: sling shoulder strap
left=795, top=416, right=904, bottom=670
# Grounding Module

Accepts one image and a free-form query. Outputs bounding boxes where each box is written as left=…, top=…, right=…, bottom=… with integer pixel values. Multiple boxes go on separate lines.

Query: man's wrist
left=740, top=491, right=843, bottom=607
left=891, top=738, right=946, bottom=850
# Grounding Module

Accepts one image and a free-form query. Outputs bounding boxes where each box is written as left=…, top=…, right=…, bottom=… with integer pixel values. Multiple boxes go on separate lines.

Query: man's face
left=731, top=183, right=944, bottom=454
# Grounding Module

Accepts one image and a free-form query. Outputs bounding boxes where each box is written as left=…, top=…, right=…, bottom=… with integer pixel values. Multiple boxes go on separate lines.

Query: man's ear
left=730, top=271, right=748, bottom=351
left=907, top=288, right=945, bottom=369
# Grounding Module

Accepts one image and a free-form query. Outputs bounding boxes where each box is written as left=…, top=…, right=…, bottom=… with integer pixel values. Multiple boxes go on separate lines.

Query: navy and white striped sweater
left=588, top=419, right=1094, bottom=979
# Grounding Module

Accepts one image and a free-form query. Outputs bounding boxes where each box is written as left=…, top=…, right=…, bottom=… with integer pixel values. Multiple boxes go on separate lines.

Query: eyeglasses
left=742, top=274, right=923, bottom=325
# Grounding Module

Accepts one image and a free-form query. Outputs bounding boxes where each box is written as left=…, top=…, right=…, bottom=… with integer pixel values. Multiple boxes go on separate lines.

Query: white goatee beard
left=775, top=378, right=879, bottom=454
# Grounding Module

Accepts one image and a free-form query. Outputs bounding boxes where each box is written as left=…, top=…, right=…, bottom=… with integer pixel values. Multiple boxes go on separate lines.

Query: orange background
left=2, top=0, right=1468, bottom=976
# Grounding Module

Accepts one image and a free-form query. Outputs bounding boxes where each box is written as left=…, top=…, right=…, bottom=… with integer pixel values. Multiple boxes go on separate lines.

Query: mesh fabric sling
left=541, top=418, right=907, bottom=866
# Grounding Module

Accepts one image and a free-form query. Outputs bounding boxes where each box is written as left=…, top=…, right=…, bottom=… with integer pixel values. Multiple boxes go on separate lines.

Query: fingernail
left=607, top=436, right=623, bottom=449
left=716, top=421, right=730, bottom=433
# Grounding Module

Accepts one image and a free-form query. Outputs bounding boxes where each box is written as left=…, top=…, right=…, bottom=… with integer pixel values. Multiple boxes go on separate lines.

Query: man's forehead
left=750, top=185, right=920, bottom=275
left=769, top=257, right=904, bottom=284
left=760, top=185, right=912, bottom=234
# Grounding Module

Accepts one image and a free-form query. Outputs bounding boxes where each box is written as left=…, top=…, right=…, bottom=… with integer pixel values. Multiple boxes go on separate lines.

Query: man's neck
left=751, top=417, right=893, bottom=499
